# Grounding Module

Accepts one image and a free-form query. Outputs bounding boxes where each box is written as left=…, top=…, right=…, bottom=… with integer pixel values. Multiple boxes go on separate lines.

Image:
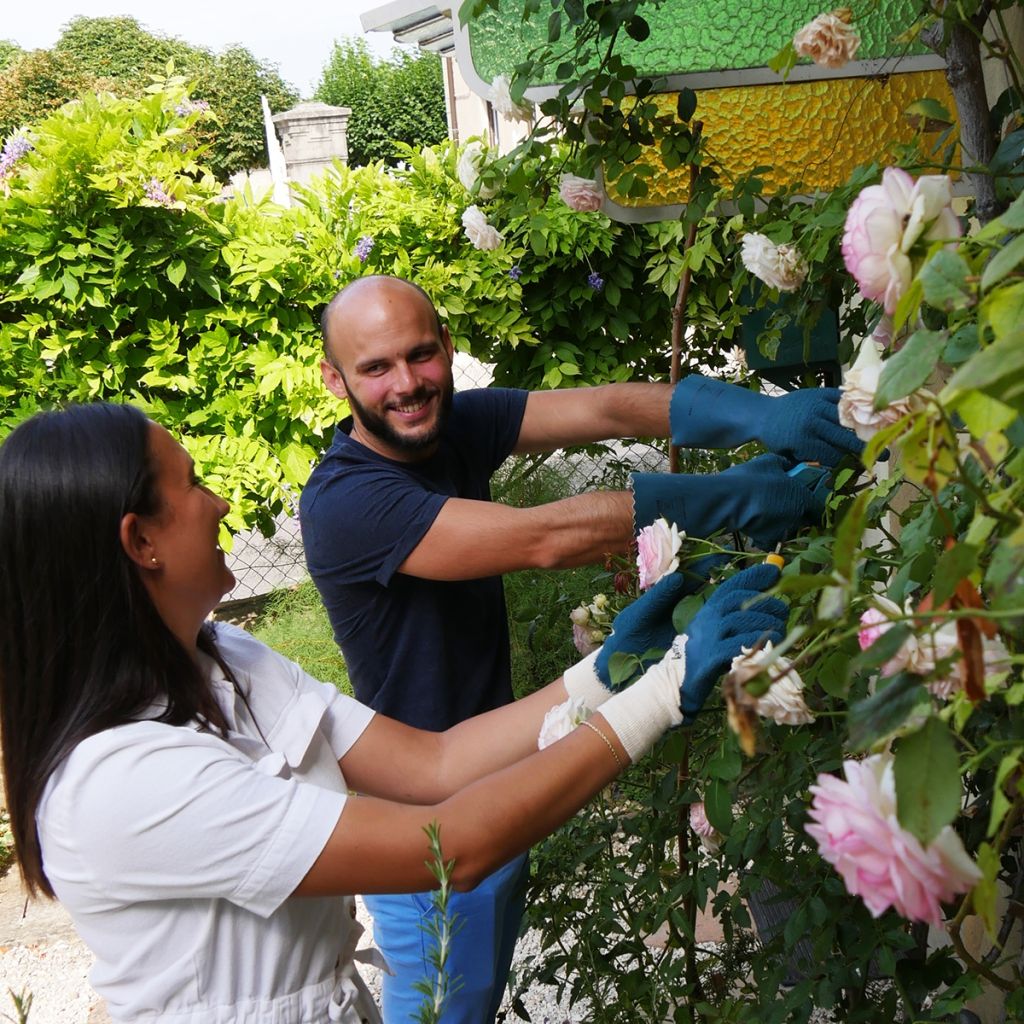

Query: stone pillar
left=271, top=102, right=352, bottom=186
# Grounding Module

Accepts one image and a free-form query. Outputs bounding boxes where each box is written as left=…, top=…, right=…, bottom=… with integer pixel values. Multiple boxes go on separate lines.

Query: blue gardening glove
left=631, top=454, right=827, bottom=551
left=680, top=563, right=787, bottom=722
left=594, top=555, right=726, bottom=689
left=670, top=375, right=864, bottom=468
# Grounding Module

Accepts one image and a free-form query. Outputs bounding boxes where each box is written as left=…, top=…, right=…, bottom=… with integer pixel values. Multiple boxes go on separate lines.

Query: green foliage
left=0, top=809, right=14, bottom=880
left=247, top=580, right=350, bottom=691
left=313, top=37, right=447, bottom=166
left=0, top=81, right=336, bottom=534
left=0, top=40, right=22, bottom=72
left=0, top=17, right=298, bottom=179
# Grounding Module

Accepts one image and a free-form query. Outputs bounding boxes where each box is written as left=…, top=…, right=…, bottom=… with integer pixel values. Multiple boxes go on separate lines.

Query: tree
left=0, top=17, right=299, bottom=179
left=314, top=37, right=447, bottom=165
left=0, top=40, right=22, bottom=72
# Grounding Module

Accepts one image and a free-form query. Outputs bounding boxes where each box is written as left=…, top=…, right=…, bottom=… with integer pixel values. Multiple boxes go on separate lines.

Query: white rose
left=457, top=141, right=499, bottom=199
left=559, top=174, right=603, bottom=212
left=793, top=10, right=861, bottom=69
left=838, top=339, right=919, bottom=442
left=740, top=233, right=808, bottom=292
left=461, top=205, right=504, bottom=251
left=489, top=74, right=533, bottom=125
left=538, top=697, right=590, bottom=749
left=730, top=642, right=815, bottom=726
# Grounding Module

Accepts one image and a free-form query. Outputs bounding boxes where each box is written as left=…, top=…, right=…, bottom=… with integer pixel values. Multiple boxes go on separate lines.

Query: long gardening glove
left=596, top=563, right=788, bottom=760
left=631, top=454, right=826, bottom=550
left=670, top=374, right=864, bottom=467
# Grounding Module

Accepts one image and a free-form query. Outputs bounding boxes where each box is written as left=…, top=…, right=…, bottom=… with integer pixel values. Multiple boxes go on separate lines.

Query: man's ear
left=120, top=512, right=158, bottom=570
left=321, top=358, right=348, bottom=402
left=440, top=325, right=454, bottom=363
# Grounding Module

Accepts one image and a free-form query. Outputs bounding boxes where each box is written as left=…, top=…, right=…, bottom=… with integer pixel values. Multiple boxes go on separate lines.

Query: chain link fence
left=223, top=353, right=669, bottom=603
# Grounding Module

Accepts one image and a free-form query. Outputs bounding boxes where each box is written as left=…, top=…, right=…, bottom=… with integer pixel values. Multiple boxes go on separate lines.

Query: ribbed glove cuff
left=563, top=649, right=613, bottom=710
left=599, top=637, right=686, bottom=762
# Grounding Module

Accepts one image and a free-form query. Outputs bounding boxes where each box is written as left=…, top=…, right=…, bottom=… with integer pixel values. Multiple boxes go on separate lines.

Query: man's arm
left=398, top=491, right=634, bottom=580
left=513, top=382, right=672, bottom=454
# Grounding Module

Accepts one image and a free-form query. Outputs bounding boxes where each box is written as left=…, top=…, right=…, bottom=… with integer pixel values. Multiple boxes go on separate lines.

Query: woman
left=0, top=403, right=785, bottom=1023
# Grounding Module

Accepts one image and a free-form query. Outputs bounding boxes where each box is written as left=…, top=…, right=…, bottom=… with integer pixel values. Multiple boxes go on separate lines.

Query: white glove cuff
left=599, top=636, right=686, bottom=762
left=562, top=648, right=613, bottom=711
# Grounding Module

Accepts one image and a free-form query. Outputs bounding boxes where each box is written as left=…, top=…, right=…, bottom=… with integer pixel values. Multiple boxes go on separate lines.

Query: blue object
left=594, top=556, right=727, bottom=688
left=669, top=374, right=863, bottom=467
left=680, top=563, right=788, bottom=722
left=631, top=454, right=827, bottom=550
left=365, top=852, right=529, bottom=1023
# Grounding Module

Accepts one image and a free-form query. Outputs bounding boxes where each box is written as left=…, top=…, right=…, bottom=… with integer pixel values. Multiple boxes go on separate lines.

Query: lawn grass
left=248, top=579, right=351, bottom=693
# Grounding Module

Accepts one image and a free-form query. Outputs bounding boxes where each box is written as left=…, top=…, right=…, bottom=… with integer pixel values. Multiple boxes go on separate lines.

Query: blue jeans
left=364, top=852, right=529, bottom=1023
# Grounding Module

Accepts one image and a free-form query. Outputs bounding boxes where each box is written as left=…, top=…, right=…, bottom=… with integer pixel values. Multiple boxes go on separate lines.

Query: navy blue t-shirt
left=299, top=388, right=529, bottom=731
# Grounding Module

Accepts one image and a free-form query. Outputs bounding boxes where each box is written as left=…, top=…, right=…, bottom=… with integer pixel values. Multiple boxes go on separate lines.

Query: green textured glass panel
left=602, top=71, right=957, bottom=207
left=468, top=0, right=928, bottom=83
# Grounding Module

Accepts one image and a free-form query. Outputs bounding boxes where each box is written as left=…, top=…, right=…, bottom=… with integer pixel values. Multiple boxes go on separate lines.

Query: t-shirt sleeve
left=50, top=724, right=346, bottom=919
left=452, top=388, right=528, bottom=472
left=302, top=463, right=448, bottom=587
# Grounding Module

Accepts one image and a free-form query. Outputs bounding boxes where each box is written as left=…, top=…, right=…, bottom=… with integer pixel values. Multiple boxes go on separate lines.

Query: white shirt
left=38, top=624, right=382, bottom=1023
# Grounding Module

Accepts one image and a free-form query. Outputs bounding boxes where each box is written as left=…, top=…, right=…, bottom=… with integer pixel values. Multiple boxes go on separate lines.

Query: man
left=300, top=275, right=862, bottom=1022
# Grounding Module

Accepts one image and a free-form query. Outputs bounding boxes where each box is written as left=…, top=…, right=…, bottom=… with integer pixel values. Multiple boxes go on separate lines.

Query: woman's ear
left=120, top=512, right=159, bottom=570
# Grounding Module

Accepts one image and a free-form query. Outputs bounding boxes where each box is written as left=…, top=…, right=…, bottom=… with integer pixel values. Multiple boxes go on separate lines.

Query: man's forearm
left=515, top=382, right=672, bottom=453
left=399, top=490, right=635, bottom=580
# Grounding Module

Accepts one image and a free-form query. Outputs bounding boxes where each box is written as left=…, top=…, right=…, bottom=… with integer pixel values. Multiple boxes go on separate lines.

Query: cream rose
left=461, top=205, right=504, bottom=251
left=489, top=74, right=534, bottom=125
left=838, top=339, right=918, bottom=442
left=793, top=10, right=861, bottom=68
left=730, top=642, right=815, bottom=726
left=457, top=141, right=499, bottom=199
left=740, top=233, right=808, bottom=292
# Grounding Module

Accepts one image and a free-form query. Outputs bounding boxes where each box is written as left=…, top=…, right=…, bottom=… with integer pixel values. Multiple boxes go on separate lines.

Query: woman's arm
left=296, top=709, right=626, bottom=897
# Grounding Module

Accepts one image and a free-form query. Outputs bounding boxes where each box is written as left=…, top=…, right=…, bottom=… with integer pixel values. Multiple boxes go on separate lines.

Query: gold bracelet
left=580, top=719, right=624, bottom=770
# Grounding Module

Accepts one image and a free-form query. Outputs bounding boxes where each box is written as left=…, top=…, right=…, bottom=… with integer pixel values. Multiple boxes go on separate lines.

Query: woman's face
left=143, top=423, right=235, bottom=618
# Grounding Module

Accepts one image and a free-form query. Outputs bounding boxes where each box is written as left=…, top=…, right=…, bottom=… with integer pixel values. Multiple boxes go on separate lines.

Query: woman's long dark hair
left=0, top=404, right=228, bottom=896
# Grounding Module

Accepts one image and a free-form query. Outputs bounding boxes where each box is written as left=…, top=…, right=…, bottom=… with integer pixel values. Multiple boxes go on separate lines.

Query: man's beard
left=344, top=375, right=454, bottom=456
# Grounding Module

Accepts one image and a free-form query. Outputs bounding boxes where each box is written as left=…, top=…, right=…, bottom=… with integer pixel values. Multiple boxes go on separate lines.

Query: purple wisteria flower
left=144, top=178, right=174, bottom=207
left=175, top=99, right=210, bottom=117
left=587, top=271, right=604, bottom=292
left=508, top=265, right=522, bottom=281
left=354, top=236, right=375, bottom=262
left=0, top=133, right=33, bottom=180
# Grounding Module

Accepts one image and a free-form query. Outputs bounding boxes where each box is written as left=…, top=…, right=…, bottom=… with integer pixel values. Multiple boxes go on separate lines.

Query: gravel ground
left=0, top=883, right=582, bottom=1024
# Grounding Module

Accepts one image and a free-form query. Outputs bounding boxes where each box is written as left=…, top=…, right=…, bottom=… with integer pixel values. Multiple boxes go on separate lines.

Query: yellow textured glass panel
left=608, top=71, right=957, bottom=208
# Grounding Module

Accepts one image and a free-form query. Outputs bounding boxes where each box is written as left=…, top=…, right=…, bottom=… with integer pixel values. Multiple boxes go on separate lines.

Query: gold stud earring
left=151, top=557, right=159, bottom=566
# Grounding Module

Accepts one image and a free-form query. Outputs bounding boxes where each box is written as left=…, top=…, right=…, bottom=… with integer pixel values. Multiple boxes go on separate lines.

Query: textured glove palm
left=670, top=375, right=864, bottom=467
left=594, top=556, right=726, bottom=689
left=680, top=563, right=787, bottom=723
left=631, top=454, right=827, bottom=550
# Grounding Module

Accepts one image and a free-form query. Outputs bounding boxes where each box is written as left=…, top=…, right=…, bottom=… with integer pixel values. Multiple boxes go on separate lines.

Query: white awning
left=359, top=0, right=455, bottom=54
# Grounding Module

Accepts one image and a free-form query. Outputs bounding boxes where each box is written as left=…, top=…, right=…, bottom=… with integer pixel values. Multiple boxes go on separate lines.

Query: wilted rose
left=636, top=517, right=684, bottom=591
left=740, top=233, right=808, bottom=292
left=489, top=74, right=534, bottom=125
left=730, top=642, right=815, bottom=725
left=559, top=173, right=603, bottom=212
left=806, top=753, right=980, bottom=926
left=841, top=167, right=960, bottom=314
left=838, top=339, right=919, bottom=442
left=793, top=10, right=861, bottom=68
left=461, top=205, right=504, bottom=251
left=457, top=141, right=499, bottom=199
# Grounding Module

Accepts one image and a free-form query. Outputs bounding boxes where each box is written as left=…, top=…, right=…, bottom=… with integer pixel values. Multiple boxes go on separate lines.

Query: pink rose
left=806, top=753, right=980, bottom=926
left=636, top=517, right=683, bottom=591
left=858, top=607, right=889, bottom=651
left=689, top=801, right=721, bottom=854
left=559, top=174, right=603, bottom=213
left=793, top=10, right=861, bottom=69
left=842, top=168, right=960, bottom=315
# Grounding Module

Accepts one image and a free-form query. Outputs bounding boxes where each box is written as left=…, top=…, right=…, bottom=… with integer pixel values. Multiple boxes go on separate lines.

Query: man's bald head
left=320, top=276, right=443, bottom=369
